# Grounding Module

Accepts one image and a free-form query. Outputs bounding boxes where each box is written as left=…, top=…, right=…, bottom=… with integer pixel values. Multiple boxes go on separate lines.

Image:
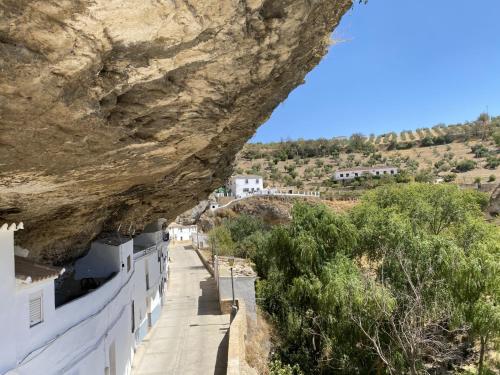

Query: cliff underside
left=0, top=0, right=352, bottom=264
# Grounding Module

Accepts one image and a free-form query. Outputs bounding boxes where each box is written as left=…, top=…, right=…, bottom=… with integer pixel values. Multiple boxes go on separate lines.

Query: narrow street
left=132, top=244, right=229, bottom=375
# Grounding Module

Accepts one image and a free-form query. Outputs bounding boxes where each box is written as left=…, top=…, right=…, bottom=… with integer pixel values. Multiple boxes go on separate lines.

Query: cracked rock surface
left=0, top=0, right=352, bottom=263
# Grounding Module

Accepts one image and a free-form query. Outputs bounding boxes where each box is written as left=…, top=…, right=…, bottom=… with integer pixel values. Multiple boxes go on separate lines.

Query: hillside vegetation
left=236, top=114, right=500, bottom=199
left=208, top=184, right=500, bottom=374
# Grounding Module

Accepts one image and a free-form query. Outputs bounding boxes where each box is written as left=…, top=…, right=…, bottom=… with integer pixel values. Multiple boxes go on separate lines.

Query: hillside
left=235, top=114, right=500, bottom=199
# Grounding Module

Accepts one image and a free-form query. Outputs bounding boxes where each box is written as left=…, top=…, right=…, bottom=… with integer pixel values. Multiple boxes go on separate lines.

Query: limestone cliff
left=0, top=0, right=352, bottom=263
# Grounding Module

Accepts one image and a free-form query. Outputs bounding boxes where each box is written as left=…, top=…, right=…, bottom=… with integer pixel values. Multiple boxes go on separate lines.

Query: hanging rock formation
left=0, top=0, right=352, bottom=263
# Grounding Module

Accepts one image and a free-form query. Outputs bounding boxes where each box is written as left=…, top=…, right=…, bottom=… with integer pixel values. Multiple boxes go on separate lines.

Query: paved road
left=132, top=244, right=230, bottom=375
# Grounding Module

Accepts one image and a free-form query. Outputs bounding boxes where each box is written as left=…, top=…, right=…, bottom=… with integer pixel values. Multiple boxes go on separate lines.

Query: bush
left=485, top=156, right=500, bottom=169
left=493, top=131, right=500, bottom=147
left=471, top=144, right=490, bottom=158
left=396, top=141, right=414, bottom=150
left=455, top=159, right=476, bottom=172
left=443, top=173, right=457, bottom=182
left=415, top=169, right=434, bottom=183
left=488, top=175, right=496, bottom=182
left=420, top=136, right=434, bottom=147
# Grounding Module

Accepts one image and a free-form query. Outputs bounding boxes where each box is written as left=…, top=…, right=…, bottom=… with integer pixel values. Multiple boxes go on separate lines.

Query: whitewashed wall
left=0, top=229, right=18, bottom=374
left=2, top=232, right=169, bottom=375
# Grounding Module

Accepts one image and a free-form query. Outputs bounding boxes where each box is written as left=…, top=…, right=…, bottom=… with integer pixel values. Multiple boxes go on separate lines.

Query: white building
left=0, top=220, right=169, bottom=375
left=227, top=175, right=263, bottom=198
left=168, top=223, right=197, bottom=242
left=334, top=166, right=398, bottom=181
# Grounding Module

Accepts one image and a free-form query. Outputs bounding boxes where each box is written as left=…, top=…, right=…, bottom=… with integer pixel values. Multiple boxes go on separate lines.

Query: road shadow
left=184, top=245, right=194, bottom=250
left=214, top=328, right=229, bottom=375
left=198, top=277, right=221, bottom=316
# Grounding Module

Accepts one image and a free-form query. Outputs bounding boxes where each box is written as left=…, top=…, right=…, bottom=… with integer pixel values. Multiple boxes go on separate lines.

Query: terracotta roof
left=15, top=256, right=64, bottom=283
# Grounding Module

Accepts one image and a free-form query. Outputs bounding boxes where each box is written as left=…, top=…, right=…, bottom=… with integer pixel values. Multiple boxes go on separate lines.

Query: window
left=29, top=291, right=43, bottom=327
left=256, top=179, right=259, bottom=183
left=339, top=173, right=343, bottom=177
left=243, top=188, right=249, bottom=192
left=245, top=179, right=248, bottom=184
left=145, top=261, right=150, bottom=290
left=391, top=170, right=394, bottom=174
left=127, top=255, right=131, bottom=272
left=346, top=173, right=350, bottom=177
left=383, top=171, right=387, bottom=174
left=376, top=171, right=380, bottom=175
left=355, top=173, right=358, bottom=177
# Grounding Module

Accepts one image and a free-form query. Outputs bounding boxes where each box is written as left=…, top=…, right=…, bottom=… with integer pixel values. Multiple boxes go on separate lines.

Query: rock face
left=0, top=0, right=352, bottom=263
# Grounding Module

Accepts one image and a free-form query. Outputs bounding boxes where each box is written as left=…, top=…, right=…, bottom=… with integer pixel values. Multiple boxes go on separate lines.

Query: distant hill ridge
left=234, top=113, right=499, bottom=194
left=244, top=113, right=500, bottom=159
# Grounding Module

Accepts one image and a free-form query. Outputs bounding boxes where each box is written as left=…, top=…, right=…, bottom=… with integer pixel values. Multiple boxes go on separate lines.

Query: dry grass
left=246, top=308, right=275, bottom=375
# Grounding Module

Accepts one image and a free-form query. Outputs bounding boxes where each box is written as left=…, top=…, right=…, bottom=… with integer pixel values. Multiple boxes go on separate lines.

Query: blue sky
left=251, top=0, right=500, bottom=143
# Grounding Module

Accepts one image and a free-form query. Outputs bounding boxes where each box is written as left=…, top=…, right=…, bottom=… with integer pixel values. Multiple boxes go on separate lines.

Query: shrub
left=471, top=144, right=490, bottom=158
left=443, top=173, right=456, bottom=182
left=493, top=131, right=500, bottom=147
left=415, top=169, right=434, bottom=183
left=455, top=159, right=476, bottom=172
left=396, top=141, right=414, bottom=150
left=421, top=136, right=434, bottom=147
left=488, top=175, right=496, bottom=182
left=485, top=156, right=500, bottom=169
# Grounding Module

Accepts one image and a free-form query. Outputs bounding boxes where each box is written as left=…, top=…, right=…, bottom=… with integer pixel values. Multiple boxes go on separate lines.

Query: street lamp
left=228, top=256, right=237, bottom=317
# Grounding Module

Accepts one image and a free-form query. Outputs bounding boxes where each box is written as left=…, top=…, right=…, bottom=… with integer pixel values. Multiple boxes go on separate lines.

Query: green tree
left=208, top=225, right=235, bottom=256
left=256, top=185, right=497, bottom=374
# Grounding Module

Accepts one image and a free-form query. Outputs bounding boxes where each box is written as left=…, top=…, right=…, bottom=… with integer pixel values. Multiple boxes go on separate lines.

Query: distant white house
left=0, top=220, right=169, bottom=375
left=227, top=175, right=263, bottom=198
left=168, top=223, right=197, bottom=242
left=334, top=166, right=398, bottom=181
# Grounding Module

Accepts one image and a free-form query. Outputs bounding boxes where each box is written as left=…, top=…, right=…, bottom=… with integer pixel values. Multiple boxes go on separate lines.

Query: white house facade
left=227, top=175, right=263, bottom=198
left=0, top=221, right=169, bottom=375
left=334, top=166, right=398, bottom=181
left=168, top=223, right=197, bottom=242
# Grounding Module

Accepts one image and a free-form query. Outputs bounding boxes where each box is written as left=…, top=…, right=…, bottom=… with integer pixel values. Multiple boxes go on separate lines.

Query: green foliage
left=485, top=156, right=500, bottom=169
left=208, top=225, right=235, bottom=256
left=414, top=168, right=434, bottom=183
left=444, top=173, right=457, bottom=182
left=493, top=131, right=500, bottom=146
left=269, top=359, right=304, bottom=375
left=209, top=214, right=268, bottom=259
left=471, top=144, right=490, bottom=158
left=455, top=159, right=476, bottom=172
left=488, top=174, right=496, bottom=182
left=421, top=135, right=434, bottom=147
left=255, top=185, right=497, bottom=374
